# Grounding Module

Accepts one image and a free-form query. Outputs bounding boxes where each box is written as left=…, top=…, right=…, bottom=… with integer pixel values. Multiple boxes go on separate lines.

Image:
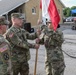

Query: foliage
left=63, top=6, right=76, bottom=17
left=71, top=6, right=76, bottom=10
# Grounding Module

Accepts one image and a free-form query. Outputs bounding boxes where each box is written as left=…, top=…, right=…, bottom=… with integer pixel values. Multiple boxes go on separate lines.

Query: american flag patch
left=0, top=44, right=8, bottom=52
left=9, top=33, right=14, bottom=38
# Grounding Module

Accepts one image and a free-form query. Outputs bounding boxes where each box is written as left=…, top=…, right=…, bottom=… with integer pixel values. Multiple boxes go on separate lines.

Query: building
left=54, top=0, right=65, bottom=24
left=25, top=0, right=65, bottom=26
left=24, top=0, right=65, bottom=26
left=0, top=0, right=65, bottom=27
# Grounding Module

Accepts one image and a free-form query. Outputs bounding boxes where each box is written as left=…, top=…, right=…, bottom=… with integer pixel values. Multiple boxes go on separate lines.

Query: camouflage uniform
left=5, top=26, right=38, bottom=75
left=0, top=16, right=12, bottom=75
left=0, top=35, right=13, bottom=75
left=38, top=25, right=65, bottom=75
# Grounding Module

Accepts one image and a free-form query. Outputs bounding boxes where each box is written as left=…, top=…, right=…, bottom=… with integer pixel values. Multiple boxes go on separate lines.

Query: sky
left=61, top=0, right=76, bottom=8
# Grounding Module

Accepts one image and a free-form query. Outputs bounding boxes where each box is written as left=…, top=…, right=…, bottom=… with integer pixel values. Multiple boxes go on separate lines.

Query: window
left=32, top=7, right=36, bottom=14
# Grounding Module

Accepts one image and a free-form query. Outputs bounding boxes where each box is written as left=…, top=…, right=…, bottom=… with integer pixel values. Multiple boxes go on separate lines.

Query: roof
left=59, top=0, right=66, bottom=8
left=0, top=0, right=29, bottom=16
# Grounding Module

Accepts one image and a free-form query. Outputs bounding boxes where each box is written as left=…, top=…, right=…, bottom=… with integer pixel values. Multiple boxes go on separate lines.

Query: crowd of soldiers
left=0, top=13, right=65, bottom=75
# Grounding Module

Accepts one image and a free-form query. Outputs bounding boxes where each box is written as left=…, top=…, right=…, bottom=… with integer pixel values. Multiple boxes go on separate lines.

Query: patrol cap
left=11, top=13, right=24, bottom=19
left=0, top=16, right=9, bottom=25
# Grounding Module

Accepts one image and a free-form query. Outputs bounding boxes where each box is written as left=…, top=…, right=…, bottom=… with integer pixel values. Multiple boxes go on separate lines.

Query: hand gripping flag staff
left=40, top=0, right=60, bottom=31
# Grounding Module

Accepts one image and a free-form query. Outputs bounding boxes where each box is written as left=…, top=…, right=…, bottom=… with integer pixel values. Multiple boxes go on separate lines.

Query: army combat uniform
left=38, top=25, right=65, bottom=75
left=5, top=26, right=38, bottom=75
left=0, top=35, right=12, bottom=75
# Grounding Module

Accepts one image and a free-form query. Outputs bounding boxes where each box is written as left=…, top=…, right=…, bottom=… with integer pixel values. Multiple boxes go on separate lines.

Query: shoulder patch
left=9, top=33, right=14, bottom=38
left=0, top=44, right=9, bottom=52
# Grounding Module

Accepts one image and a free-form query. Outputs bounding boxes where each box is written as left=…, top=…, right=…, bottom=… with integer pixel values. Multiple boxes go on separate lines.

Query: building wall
left=24, top=0, right=65, bottom=26
left=12, top=0, right=65, bottom=26
left=24, top=0, right=40, bottom=27
left=7, top=0, right=65, bottom=27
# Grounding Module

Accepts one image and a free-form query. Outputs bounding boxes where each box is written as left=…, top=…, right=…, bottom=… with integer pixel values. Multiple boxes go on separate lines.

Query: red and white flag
left=40, top=0, right=60, bottom=31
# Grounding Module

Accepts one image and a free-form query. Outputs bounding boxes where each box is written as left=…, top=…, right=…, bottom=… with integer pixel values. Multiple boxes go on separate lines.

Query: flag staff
left=34, top=49, right=38, bottom=75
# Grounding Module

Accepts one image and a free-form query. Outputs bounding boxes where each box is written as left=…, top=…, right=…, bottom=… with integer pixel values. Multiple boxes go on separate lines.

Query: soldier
left=36, top=21, right=65, bottom=75
left=0, top=16, right=13, bottom=75
left=5, top=13, right=40, bottom=75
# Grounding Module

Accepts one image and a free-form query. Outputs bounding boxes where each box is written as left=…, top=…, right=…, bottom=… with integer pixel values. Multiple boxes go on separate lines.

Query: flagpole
left=34, top=49, right=38, bottom=75
left=33, top=1, right=42, bottom=74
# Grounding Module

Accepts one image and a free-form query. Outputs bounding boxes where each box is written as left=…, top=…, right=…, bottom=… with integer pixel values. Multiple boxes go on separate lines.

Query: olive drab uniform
left=5, top=26, right=38, bottom=75
left=0, top=35, right=12, bottom=75
left=38, top=25, right=65, bottom=75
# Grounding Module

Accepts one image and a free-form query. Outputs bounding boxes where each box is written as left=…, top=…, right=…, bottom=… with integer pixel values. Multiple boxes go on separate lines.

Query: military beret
left=0, top=16, right=9, bottom=25
left=11, top=13, right=24, bottom=19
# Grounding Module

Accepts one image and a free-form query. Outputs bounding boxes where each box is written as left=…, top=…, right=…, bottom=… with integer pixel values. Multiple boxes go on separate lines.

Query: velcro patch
left=9, top=33, right=14, bottom=38
left=0, top=44, right=8, bottom=52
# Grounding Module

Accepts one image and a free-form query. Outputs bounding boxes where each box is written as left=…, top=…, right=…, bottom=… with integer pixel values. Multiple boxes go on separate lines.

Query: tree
left=63, top=7, right=71, bottom=17
left=63, top=6, right=76, bottom=17
left=71, top=6, right=76, bottom=10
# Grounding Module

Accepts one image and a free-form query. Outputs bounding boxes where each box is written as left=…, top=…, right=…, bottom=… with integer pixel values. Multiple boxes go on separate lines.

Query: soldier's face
left=14, top=18, right=23, bottom=27
left=47, top=22, right=53, bottom=29
left=1, top=25, right=7, bottom=34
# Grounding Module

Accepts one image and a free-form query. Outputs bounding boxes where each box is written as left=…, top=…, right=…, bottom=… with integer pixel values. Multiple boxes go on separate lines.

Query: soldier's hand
left=36, top=29, right=41, bottom=36
left=36, top=38, right=40, bottom=44
left=35, top=44, right=40, bottom=49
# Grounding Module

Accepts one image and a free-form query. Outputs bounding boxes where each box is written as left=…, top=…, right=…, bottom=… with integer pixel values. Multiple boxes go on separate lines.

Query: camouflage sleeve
left=61, top=32, right=64, bottom=43
left=27, top=42, right=36, bottom=48
left=1, top=41, right=13, bottom=75
left=25, top=30, right=38, bottom=40
left=38, top=33, right=45, bottom=44
left=6, top=31, right=29, bottom=50
left=60, top=31, right=64, bottom=43
left=58, top=30, right=64, bottom=44
left=7, top=46, right=13, bottom=75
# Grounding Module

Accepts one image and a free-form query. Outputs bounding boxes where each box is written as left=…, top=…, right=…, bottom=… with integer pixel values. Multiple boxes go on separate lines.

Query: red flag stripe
left=40, top=0, right=60, bottom=31
left=48, top=0, right=60, bottom=31
left=40, top=0, right=42, bottom=9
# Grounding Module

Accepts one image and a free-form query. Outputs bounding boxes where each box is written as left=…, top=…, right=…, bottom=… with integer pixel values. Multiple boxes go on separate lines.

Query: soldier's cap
left=0, top=16, right=9, bottom=25
left=11, top=13, right=24, bottom=19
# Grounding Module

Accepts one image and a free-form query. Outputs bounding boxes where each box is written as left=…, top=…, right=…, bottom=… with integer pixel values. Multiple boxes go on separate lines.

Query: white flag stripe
left=40, top=0, right=60, bottom=30
left=42, top=0, right=50, bottom=20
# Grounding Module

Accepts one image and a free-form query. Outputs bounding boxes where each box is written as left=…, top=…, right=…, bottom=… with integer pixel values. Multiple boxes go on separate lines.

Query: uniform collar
left=12, top=26, right=21, bottom=32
